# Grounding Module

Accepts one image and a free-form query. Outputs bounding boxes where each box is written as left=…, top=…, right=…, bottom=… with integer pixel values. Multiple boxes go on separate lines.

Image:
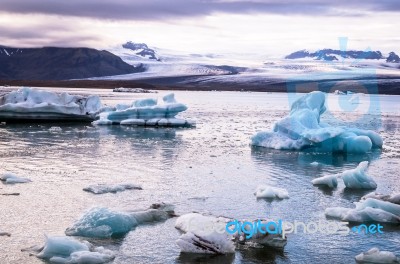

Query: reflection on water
left=0, top=90, right=399, bottom=264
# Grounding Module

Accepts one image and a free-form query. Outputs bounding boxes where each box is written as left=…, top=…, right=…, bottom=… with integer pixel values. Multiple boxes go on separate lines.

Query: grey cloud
left=0, top=0, right=399, bottom=21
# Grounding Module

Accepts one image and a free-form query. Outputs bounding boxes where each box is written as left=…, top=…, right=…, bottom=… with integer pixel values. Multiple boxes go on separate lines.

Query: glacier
left=251, top=91, right=383, bottom=153
left=355, top=248, right=399, bottom=264
left=65, top=203, right=175, bottom=238
left=0, top=173, right=31, bottom=184
left=325, top=198, right=400, bottom=223
left=93, top=93, right=194, bottom=127
left=254, top=185, right=289, bottom=199
left=83, top=183, right=142, bottom=194
left=0, top=87, right=102, bottom=122
left=34, top=236, right=115, bottom=264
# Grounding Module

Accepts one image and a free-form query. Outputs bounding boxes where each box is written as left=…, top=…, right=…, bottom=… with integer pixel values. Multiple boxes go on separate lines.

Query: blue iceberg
left=251, top=91, right=382, bottom=153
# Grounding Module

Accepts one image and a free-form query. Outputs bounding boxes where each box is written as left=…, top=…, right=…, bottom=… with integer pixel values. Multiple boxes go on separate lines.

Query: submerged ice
left=0, top=87, right=102, bottom=122
left=251, top=91, right=383, bottom=153
left=83, top=183, right=142, bottom=194
left=93, top=93, right=194, bottom=127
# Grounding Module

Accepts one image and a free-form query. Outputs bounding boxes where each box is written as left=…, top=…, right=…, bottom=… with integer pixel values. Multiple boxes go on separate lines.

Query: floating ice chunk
left=49, top=126, right=62, bottom=133
left=0, top=87, right=102, bottom=122
left=310, top=161, right=319, bottom=166
left=255, top=185, right=289, bottom=199
left=35, top=236, right=114, bottom=264
left=312, top=175, right=338, bottom=188
left=341, top=161, right=377, bottom=189
left=93, top=93, right=193, bottom=127
left=251, top=91, right=382, bottom=153
left=361, top=192, right=400, bottom=205
left=83, top=183, right=142, bottom=194
left=113, top=87, right=157, bottom=93
left=355, top=248, right=399, bottom=263
left=325, top=198, right=400, bottom=223
left=0, top=173, right=31, bottom=184
left=66, top=203, right=175, bottom=238
left=176, top=231, right=235, bottom=254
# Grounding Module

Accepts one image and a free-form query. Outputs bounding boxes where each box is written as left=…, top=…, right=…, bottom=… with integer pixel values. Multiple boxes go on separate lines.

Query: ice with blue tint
left=312, top=174, right=338, bottom=188
left=255, top=185, right=289, bottom=199
left=36, top=236, right=114, bottom=264
left=65, top=204, right=175, bottom=238
left=251, top=91, right=383, bottom=153
left=0, top=87, right=102, bottom=121
left=341, top=161, right=377, bottom=189
left=362, top=192, right=400, bottom=205
left=0, top=173, right=31, bottom=184
left=355, top=248, right=399, bottom=264
left=325, top=198, right=400, bottom=223
left=93, top=93, right=194, bottom=127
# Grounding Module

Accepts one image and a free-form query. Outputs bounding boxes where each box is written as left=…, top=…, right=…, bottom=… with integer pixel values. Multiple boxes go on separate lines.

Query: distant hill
left=285, top=49, right=387, bottom=61
left=0, top=46, right=144, bottom=80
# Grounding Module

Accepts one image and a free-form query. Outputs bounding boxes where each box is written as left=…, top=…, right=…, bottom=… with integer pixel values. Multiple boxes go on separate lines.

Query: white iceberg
left=312, top=175, right=338, bottom=188
left=325, top=198, right=400, bottom=223
left=0, top=173, right=31, bottom=184
left=66, top=203, right=175, bottom=238
left=34, top=236, right=114, bottom=264
left=83, top=183, right=142, bottom=194
left=341, top=161, right=377, bottom=189
left=251, top=91, right=383, bottom=153
left=362, top=192, right=400, bottom=205
left=355, top=248, right=399, bottom=263
left=93, top=93, right=194, bottom=127
left=0, top=87, right=102, bottom=122
left=113, top=87, right=157, bottom=93
left=255, top=185, right=289, bottom=199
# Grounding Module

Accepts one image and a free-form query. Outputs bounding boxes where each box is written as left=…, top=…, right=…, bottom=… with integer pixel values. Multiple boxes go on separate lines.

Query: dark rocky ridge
left=285, top=49, right=385, bottom=61
left=0, top=46, right=144, bottom=80
left=122, top=42, right=160, bottom=61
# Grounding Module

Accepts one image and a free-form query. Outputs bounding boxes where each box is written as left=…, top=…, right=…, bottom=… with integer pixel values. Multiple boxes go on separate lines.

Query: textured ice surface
left=66, top=204, right=175, bottom=238
left=176, top=231, right=235, bottom=254
left=113, top=87, right=157, bottom=93
left=251, top=91, right=383, bottom=153
left=312, top=174, right=338, bottom=188
left=0, top=87, right=102, bottom=121
left=93, top=93, right=194, bottom=127
left=325, top=198, right=400, bottom=223
left=362, top=192, right=400, bottom=205
left=255, top=185, right=289, bottom=199
left=83, top=184, right=142, bottom=194
left=36, top=236, right=114, bottom=264
left=0, top=173, right=31, bottom=184
left=355, top=248, right=399, bottom=263
left=341, top=161, right=377, bottom=189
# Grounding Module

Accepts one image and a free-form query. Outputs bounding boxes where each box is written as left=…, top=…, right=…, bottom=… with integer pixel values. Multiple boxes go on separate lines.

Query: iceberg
left=83, top=183, right=142, bottom=194
left=0, top=173, right=31, bottom=184
left=362, top=192, right=400, bottom=205
left=66, top=203, right=175, bottom=238
left=355, top=248, right=399, bottom=264
left=251, top=91, right=383, bottom=153
left=255, top=185, right=289, bottom=199
left=175, top=212, right=287, bottom=253
left=325, top=198, right=400, bottom=223
left=33, top=236, right=114, bottom=264
left=113, top=87, right=157, bottom=93
left=312, top=175, right=338, bottom=188
left=93, top=93, right=195, bottom=127
left=341, top=161, right=377, bottom=189
left=0, top=87, right=102, bottom=122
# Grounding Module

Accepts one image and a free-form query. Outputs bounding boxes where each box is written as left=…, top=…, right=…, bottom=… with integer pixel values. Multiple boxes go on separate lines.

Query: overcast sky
left=0, top=0, right=399, bottom=56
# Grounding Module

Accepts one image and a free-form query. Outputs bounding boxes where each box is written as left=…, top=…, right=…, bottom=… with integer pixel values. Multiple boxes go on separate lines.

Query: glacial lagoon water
left=0, top=88, right=399, bottom=263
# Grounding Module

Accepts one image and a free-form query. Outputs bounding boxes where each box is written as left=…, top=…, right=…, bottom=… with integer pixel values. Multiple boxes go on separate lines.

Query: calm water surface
left=0, top=89, right=399, bottom=264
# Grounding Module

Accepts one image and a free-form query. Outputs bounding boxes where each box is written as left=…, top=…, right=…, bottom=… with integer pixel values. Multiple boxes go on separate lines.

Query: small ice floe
left=325, top=198, right=400, bottom=223
left=0, top=232, right=11, bottom=237
left=48, top=126, right=62, bottom=133
left=113, top=87, right=157, bottom=93
left=255, top=185, right=289, bottom=199
left=355, top=248, right=399, bottom=264
left=0, top=173, right=31, bottom=184
left=83, top=183, right=142, bottom=194
left=310, top=161, right=319, bottom=166
left=29, top=235, right=115, bottom=264
left=175, top=212, right=287, bottom=254
left=0, top=87, right=102, bottom=122
left=93, top=93, right=195, bottom=127
left=312, top=175, right=338, bottom=188
left=362, top=192, right=400, bottom=205
left=341, top=161, right=377, bottom=189
left=65, top=203, right=175, bottom=238
left=251, top=91, right=383, bottom=153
